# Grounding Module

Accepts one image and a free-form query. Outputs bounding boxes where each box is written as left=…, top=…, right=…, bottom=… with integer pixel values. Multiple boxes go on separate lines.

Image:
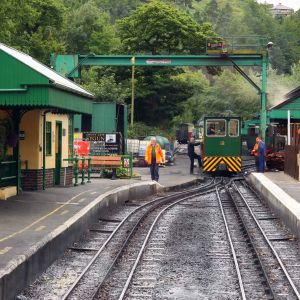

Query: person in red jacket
left=145, top=137, right=164, bottom=181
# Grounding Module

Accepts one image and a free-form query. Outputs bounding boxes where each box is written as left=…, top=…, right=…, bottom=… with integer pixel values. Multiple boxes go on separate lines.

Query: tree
left=80, top=67, right=129, bottom=103
left=117, top=0, right=215, bottom=54
left=0, top=0, right=66, bottom=63
left=203, top=0, right=219, bottom=24
left=65, top=0, right=120, bottom=54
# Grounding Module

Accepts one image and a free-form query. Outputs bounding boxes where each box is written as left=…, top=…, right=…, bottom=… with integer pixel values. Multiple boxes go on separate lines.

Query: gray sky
left=257, top=0, right=300, bottom=10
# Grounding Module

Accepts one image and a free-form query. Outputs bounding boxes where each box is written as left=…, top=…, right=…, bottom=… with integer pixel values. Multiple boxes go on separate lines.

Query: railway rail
left=19, top=172, right=300, bottom=300
left=216, top=179, right=300, bottom=300
left=61, top=179, right=219, bottom=299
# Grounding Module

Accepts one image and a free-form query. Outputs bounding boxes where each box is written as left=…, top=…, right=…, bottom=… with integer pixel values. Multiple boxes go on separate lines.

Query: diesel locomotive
left=202, top=116, right=242, bottom=173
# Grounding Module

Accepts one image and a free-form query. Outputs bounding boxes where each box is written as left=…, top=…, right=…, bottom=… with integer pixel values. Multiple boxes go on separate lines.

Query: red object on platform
left=74, top=140, right=90, bottom=156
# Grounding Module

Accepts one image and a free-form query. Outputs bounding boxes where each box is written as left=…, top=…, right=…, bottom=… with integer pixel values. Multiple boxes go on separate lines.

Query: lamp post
left=131, top=56, right=135, bottom=126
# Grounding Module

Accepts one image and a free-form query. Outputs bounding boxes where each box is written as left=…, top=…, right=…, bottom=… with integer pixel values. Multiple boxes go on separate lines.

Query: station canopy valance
left=0, top=43, right=94, bottom=114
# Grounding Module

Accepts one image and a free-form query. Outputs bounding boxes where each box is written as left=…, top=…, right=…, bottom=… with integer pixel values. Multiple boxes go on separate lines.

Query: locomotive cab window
left=229, top=119, right=239, bottom=137
left=206, top=120, right=226, bottom=136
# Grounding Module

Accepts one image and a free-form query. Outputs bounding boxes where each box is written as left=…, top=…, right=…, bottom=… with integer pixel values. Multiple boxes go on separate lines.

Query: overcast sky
left=257, top=0, right=300, bottom=11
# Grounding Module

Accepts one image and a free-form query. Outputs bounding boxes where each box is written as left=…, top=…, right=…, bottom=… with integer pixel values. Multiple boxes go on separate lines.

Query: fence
left=64, top=154, right=133, bottom=185
left=0, top=159, right=28, bottom=190
left=284, top=145, right=300, bottom=180
left=0, top=160, right=17, bottom=187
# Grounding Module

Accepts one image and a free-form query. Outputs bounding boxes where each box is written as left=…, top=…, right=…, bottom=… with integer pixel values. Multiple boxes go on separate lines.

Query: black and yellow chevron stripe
left=203, top=156, right=241, bottom=172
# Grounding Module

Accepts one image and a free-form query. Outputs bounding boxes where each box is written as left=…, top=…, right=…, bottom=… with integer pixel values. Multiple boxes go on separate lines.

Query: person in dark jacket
left=188, top=137, right=202, bottom=174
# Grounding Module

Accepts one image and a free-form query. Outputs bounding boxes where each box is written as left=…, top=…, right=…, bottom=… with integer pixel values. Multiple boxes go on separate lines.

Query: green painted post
left=260, top=54, right=268, bottom=141
left=130, top=154, right=133, bottom=178
left=18, top=156, right=22, bottom=192
left=87, top=157, right=91, bottom=183
left=74, top=156, right=79, bottom=186
left=81, top=157, right=85, bottom=185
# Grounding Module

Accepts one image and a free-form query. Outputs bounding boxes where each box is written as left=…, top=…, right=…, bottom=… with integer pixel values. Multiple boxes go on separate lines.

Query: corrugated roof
left=0, top=43, right=94, bottom=98
left=270, top=86, right=300, bottom=110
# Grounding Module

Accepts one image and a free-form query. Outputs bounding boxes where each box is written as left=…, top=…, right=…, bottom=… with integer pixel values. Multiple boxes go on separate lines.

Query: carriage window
left=229, top=119, right=239, bottom=137
left=206, top=120, right=226, bottom=136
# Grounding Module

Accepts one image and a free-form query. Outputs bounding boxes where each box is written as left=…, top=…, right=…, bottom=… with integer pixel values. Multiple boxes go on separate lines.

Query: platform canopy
left=0, top=43, right=94, bottom=114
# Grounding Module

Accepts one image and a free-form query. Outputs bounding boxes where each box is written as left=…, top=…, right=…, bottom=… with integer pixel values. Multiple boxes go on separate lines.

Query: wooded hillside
left=1, top=0, right=300, bottom=135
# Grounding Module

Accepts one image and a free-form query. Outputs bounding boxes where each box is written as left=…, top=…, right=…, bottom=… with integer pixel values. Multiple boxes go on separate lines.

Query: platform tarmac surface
left=247, top=170, right=300, bottom=239
left=0, top=155, right=200, bottom=281
left=264, top=171, right=300, bottom=203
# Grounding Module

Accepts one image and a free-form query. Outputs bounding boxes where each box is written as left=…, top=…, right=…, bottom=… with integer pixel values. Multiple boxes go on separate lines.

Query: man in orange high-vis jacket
left=145, top=137, right=164, bottom=181
left=251, top=137, right=259, bottom=171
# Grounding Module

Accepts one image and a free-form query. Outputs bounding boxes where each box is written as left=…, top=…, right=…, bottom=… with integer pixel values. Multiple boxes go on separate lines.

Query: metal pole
left=287, top=110, right=291, bottom=145
left=260, top=54, right=268, bottom=141
left=13, top=109, right=21, bottom=194
left=131, top=57, right=135, bottom=126
left=42, top=112, right=46, bottom=190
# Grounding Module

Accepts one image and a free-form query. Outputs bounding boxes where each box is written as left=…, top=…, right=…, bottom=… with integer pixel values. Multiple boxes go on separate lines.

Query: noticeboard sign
left=82, top=132, right=121, bottom=155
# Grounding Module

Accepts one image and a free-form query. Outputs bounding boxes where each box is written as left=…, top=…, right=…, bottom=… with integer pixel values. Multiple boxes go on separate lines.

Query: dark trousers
left=258, top=155, right=265, bottom=172
left=255, top=156, right=259, bottom=171
left=189, top=153, right=202, bottom=174
left=150, top=164, right=159, bottom=181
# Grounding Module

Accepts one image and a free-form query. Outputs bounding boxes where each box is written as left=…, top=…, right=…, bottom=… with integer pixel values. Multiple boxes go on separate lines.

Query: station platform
left=246, top=171, right=300, bottom=239
left=0, top=155, right=201, bottom=300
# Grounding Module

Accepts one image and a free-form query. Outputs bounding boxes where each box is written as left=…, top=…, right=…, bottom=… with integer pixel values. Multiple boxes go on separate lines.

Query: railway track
left=217, top=179, right=300, bottom=300
left=20, top=174, right=300, bottom=300
left=59, top=179, right=219, bottom=299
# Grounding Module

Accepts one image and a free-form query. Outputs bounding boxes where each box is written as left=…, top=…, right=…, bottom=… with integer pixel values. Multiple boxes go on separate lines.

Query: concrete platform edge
left=246, top=173, right=300, bottom=238
left=163, top=177, right=204, bottom=192
left=0, top=181, right=159, bottom=300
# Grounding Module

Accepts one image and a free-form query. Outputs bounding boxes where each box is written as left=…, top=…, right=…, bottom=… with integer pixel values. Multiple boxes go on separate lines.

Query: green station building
left=0, top=43, right=95, bottom=197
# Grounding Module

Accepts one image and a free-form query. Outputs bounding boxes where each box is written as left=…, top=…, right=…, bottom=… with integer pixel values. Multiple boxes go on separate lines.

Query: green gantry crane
left=50, top=36, right=270, bottom=140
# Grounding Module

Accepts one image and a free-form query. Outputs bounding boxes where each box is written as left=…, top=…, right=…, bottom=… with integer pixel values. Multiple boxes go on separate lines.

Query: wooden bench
left=90, top=156, right=122, bottom=179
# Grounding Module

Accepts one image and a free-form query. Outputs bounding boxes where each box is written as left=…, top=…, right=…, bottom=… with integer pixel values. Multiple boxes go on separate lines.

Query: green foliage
left=1, top=0, right=300, bottom=134
left=174, top=68, right=261, bottom=124
left=0, top=0, right=66, bottom=63
left=64, top=1, right=120, bottom=54
left=128, top=122, right=162, bottom=139
left=117, top=0, right=215, bottom=54
left=80, top=67, right=129, bottom=103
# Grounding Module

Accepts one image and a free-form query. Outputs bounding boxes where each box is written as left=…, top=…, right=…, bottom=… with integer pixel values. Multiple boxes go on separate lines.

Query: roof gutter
left=0, top=88, right=27, bottom=92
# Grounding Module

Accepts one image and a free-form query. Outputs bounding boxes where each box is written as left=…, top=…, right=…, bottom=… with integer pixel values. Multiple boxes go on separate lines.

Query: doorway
left=55, top=121, right=62, bottom=185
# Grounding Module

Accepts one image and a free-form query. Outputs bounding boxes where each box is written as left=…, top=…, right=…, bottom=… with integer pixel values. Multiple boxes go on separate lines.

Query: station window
left=206, top=120, right=226, bottom=137
left=229, top=119, right=239, bottom=137
left=46, top=122, right=52, bottom=155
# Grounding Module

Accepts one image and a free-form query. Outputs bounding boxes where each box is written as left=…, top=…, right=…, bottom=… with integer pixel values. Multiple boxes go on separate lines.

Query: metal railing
left=64, top=154, right=133, bottom=186
left=206, top=36, right=268, bottom=55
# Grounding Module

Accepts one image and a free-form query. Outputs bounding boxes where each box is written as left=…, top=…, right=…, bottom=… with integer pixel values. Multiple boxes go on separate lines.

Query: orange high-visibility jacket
left=251, top=142, right=259, bottom=157
left=145, top=143, right=164, bottom=165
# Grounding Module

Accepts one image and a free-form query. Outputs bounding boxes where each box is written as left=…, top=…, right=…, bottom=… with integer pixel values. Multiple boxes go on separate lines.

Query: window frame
left=228, top=119, right=240, bottom=137
left=206, top=119, right=227, bottom=137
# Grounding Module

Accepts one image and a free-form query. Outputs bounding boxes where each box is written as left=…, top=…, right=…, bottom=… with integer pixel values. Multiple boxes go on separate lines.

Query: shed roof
left=0, top=43, right=93, bottom=98
left=270, top=86, right=300, bottom=110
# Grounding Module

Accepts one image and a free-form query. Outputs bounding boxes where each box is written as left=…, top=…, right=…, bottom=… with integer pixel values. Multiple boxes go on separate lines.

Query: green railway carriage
left=203, top=117, right=242, bottom=173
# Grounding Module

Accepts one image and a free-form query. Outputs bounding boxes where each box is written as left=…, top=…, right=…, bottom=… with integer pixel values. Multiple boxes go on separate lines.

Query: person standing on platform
left=251, top=138, right=259, bottom=171
left=251, top=136, right=266, bottom=172
left=188, top=137, right=202, bottom=174
left=145, top=137, right=164, bottom=181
